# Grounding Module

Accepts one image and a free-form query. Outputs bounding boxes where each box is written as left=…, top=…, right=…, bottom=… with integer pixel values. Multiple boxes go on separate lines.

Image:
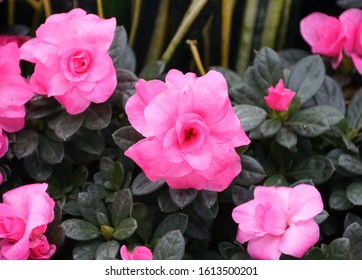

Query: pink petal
left=247, top=235, right=282, bottom=260
left=55, top=88, right=91, bottom=114
left=47, top=72, right=74, bottom=97
left=0, top=75, right=33, bottom=107
left=340, top=8, right=362, bottom=56
left=287, top=184, right=323, bottom=223
left=0, top=43, right=21, bottom=75
left=279, top=220, right=320, bottom=258
left=0, top=131, right=8, bottom=157
left=181, top=142, right=213, bottom=170
left=165, top=69, right=196, bottom=90
left=165, top=170, right=207, bottom=190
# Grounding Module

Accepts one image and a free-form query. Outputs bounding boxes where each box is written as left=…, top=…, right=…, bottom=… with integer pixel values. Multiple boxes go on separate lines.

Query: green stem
left=261, top=0, right=285, bottom=48
left=276, top=0, right=292, bottom=49
left=235, top=0, right=259, bottom=77
left=129, top=0, right=142, bottom=47
left=145, top=0, right=170, bottom=65
left=221, top=0, right=237, bottom=68
left=161, top=0, right=208, bottom=64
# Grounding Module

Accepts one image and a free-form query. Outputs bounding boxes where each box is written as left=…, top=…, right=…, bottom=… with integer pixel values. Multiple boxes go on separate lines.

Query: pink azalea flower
left=232, top=184, right=323, bottom=260
left=125, top=69, right=250, bottom=191
left=20, top=8, right=117, bottom=114
left=340, top=9, right=362, bottom=74
left=120, top=245, right=153, bottom=260
left=300, top=12, right=345, bottom=68
left=0, top=183, right=55, bottom=260
left=0, top=43, right=33, bottom=159
left=264, top=79, right=295, bottom=112
left=29, top=234, right=56, bottom=260
left=0, top=35, right=30, bottom=47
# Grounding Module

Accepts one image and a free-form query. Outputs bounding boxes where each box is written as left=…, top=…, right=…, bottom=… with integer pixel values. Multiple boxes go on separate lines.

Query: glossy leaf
left=153, top=230, right=185, bottom=260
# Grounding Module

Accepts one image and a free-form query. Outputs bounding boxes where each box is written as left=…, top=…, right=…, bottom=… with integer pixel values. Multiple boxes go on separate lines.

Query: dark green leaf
left=96, top=212, right=111, bottom=226
left=263, top=174, right=288, bottom=186
left=169, top=188, right=198, bottom=208
left=346, top=181, right=362, bottom=206
left=153, top=213, right=188, bottom=240
left=112, top=125, right=143, bottom=151
left=260, top=119, right=281, bottom=137
left=13, top=129, right=39, bottom=158
left=48, top=112, right=83, bottom=141
left=78, top=192, right=108, bottom=226
left=198, top=190, right=218, bottom=208
left=153, top=230, right=185, bottom=260
left=337, top=0, right=362, bottom=8
left=303, top=247, right=326, bottom=260
left=278, top=48, right=309, bottom=68
left=39, top=136, right=64, bottom=164
left=73, top=129, right=105, bottom=155
left=158, top=188, right=179, bottom=213
left=118, top=46, right=136, bottom=72
left=235, top=155, right=266, bottom=185
left=95, top=240, right=120, bottom=260
left=287, top=55, right=325, bottom=109
left=343, top=222, right=362, bottom=244
left=338, top=154, right=362, bottom=175
left=329, top=185, right=354, bottom=211
left=233, top=104, right=267, bottom=132
left=315, top=210, right=329, bottom=224
left=61, top=219, right=101, bottom=241
left=218, top=242, right=241, bottom=260
left=139, top=60, right=165, bottom=80
left=288, top=155, right=335, bottom=184
left=131, top=202, right=153, bottom=243
left=109, top=26, right=128, bottom=67
left=111, top=189, right=133, bottom=227
left=24, top=152, right=53, bottom=181
left=275, top=128, right=298, bottom=149
left=192, top=199, right=219, bottom=220
left=73, top=241, right=102, bottom=260
left=326, top=238, right=350, bottom=260
left=231, top=185, right=252, bottom=206
left=288, top=105, right=344, bottom=137
left=113, top=218, right=138, bottom=240
left=113, top=68, right=138, bottom=108
left=131, top=171, right=165, bottom=195
left=347, top=89, right=362, bottom=131
left=63, top=200, right=82, bottom=216
left=82, top=103, right=112, bottom=130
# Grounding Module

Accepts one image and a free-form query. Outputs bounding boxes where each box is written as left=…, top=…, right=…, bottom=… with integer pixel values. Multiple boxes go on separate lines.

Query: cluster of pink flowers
left=0, top=184, right=56, bottom=260
left=20, top=8, right=117, bottom=114
left=300, top=8, right=362, bottom=73
left=232, top=184, right=323, bottom=260
left=125, top=69, right=250, bottom=191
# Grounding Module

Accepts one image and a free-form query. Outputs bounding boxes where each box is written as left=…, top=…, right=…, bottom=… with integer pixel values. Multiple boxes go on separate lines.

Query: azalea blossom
left=20, top=8, right=117, bottom=114
left=232, top=184, right=323, bottom=260
left=0, top=35, right=30, bottom=47
left=0, top=183, right=55, bottom=260
left=124, top=69, right=250, bottom=191
left=340, top=9, right=362, bottom=74
left=300, top=12, right=345, bottom=68
left=0, top=43, right=33, bottom=158
left=120, top=245, right=153, bottom=260
left=264, top=79, right=295, bottom=112
left=29, top=234, right=56, bottom=260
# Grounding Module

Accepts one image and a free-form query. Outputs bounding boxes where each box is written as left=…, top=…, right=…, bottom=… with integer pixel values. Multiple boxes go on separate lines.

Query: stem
left=161, top=0, right=208, bottom=64
left=96, top=0, right=104, bottom=18
left=43, top=0, right=52, bottom=18
left=276, top=0, right=292, bottom=49
left=8, top=0, right=15, bottom=25
left=129, top=0, right=142, bottom=47
left=221, top=0, right=236, bottom=68
left=235, top=0, right=258, bottom=77
left=201, top=15, right=213, bottom=69
left=187, top=40, right=206, bottom=75
left=145, top=0, right=170, bottom=65
left=261, top=0, right=285, bottom=48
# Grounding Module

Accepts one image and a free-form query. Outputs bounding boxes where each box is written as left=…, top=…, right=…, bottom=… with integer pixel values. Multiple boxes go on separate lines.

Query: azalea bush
left=1, top=0, right=362, bottom=260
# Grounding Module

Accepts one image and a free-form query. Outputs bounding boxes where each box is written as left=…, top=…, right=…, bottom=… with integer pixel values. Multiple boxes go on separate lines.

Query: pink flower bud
left=264, top=79, right=295, bottom=112
left=120, top=245, right=153, bottom=260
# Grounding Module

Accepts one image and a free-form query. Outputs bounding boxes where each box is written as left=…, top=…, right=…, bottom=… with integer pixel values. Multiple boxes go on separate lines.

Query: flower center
left=69, top=50, right=92, bottom=75
left=184, top=128, right=195, bottom=140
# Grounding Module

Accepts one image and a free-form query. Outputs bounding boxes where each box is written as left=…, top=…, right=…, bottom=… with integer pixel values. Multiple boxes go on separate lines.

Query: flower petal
left=247, top=235, right=282, bottom=260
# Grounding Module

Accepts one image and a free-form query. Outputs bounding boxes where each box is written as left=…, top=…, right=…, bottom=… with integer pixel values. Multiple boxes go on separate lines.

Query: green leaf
left=48, top=112, right=83, bottom=141
left=73, top=129, right=105, bottom=155
left=275, top=127, right=297, bottom=149
left=260, top=119, right=281, bottom=137
left=288, top=105, right=344, bottom=137
left=139, top=60, right=165, bottom=80
left=78, top=192, right=108, bottom=226
left=39, top=136, right=64, bottom=164
left=13, top=129, right=39, bottom=159
left=231, top=185, right=252, bottom=206
left=95, top=240, right=120, bottom=260
left=315, top=210, right=329, bottom=224
left=114, top=68, right=138, bottom=108
left=233, top=104, right=267, bottom=132
left=218, top=242, right=242, bottom=260
left=346, top=181, right=362, bottom=206
left=287, top=55, right=325, bottom=109
left=343, top=222, right=362, bottom=244
left=112, top=125, right=143, bottom=151
left=131, top=203, right=153, bottom=243
left=153, top=213, right=188, bottom=240
left=169, top=188, right=198, bottom=208
left=329, top=185, right=354, bottom=211
left=338, top=154, right=362, bottom=175
left=278, top=48, right=309, bottom=68
left=263, top=174, right=288, bottom=186
left=158, top=188, right=179, bottom=213
left=153, top=230, right=185, bottom=260
left=61, top=219, right=101, bottom=241
left=131, top=171, right=165, bottom=195
left=111, top=189, right=133, bottom=227
left=118, top=46, right=136, bottom=72
left=235, top=155, right=266, bottom=185
left=24, top=152, right=53, bottom=181
left=113, top=218, right=138, bottom=240
left=82, top=103, right=112, bottom=130
left=198, top=190, right=218, bottom=208
left=192, top=199, right=219, bottom=220
left=314, top=76, right=346, bottom=114
left=108, top=26, right=128, bottom=67
left=325, top=238, right=350, bottom=260
left=337, top=0, right=362, bottom=9
left=73, top=241, right=102, bottom=260
left=288, top=155, right=335, bottom=184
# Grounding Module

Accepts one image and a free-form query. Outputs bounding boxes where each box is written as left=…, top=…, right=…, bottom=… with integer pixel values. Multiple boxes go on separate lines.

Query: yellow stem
left=187, top=40, right=206, bottom=76
left=221, top=0, right=236, bottom=68
left=277, top=0, right=292, bottom=49
left=8, top=0, right=15, bottom=25
left=261, top=0, right=285, bottom=48
left=129, top=0, right=142, bottom=47
left=43, top=0, right=52, bottom=18
left=96, top=0, right=104, bottom=18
